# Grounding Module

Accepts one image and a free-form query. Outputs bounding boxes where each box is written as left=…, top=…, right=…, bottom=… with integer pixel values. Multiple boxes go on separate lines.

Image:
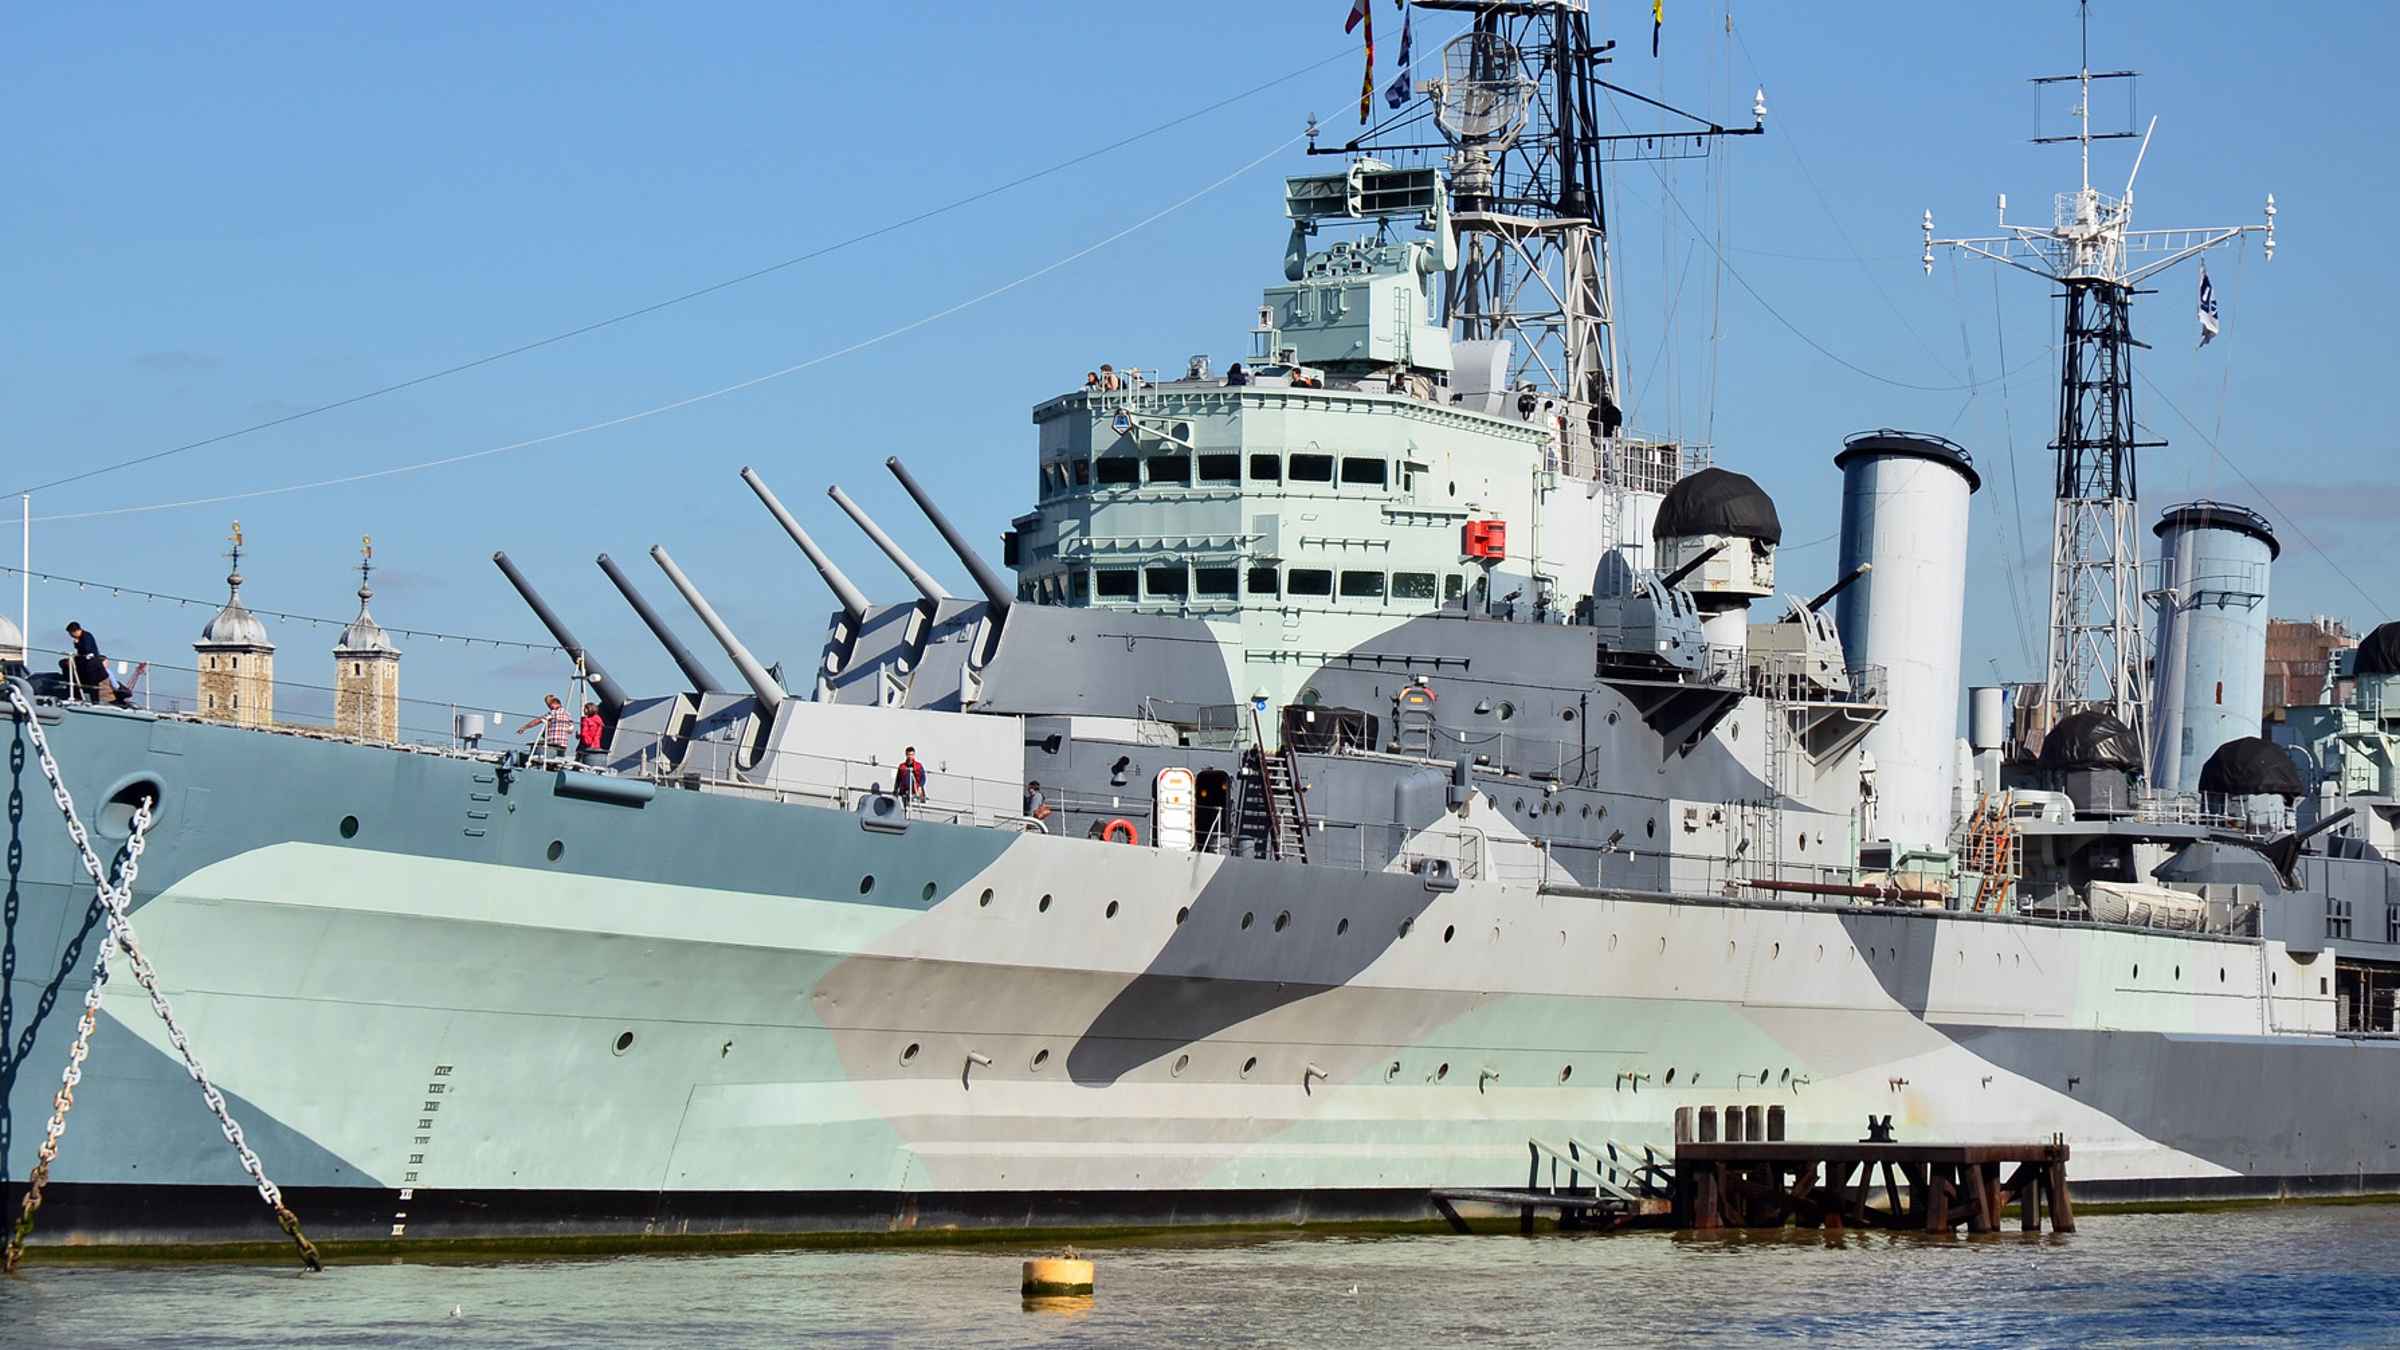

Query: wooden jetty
left=1672, top=1131, right=2075, bottom=1234
left=1432, top=1138, right=1676, bottom=1233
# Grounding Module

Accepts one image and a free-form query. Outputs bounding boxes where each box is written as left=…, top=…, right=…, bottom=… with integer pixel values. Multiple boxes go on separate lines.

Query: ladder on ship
left=1236, top=709, right=1310, bottom=862
left=1960, top=792, right=2021, bottom=912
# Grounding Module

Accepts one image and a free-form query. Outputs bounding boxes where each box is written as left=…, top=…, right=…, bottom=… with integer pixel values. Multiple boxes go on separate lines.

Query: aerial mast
left=1924, top=1, right=2273, bottom=759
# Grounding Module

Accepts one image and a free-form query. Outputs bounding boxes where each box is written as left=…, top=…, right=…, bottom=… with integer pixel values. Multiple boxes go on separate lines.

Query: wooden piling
left=1673, top=1139, right=2073, bottom=1234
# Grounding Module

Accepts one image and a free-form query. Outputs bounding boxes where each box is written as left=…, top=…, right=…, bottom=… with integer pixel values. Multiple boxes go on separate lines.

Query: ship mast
left=1924, top=0, right=2274, bottom=758
left=1317, top=0, right=1761, bottom=468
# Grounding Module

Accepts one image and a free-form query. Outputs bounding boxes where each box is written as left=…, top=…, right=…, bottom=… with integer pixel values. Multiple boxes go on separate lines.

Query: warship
left=5, top=3, right=2397, bottom=1252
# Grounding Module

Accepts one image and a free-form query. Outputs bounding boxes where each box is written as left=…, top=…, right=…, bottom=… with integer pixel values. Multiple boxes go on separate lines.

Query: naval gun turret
left=1749, top=563, right=1871, bottom=700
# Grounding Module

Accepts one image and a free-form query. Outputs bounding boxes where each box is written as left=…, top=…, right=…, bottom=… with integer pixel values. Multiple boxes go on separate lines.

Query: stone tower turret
left=194, top=521, right=275, bottom=726
left=334, top=535, right=401, bottom=742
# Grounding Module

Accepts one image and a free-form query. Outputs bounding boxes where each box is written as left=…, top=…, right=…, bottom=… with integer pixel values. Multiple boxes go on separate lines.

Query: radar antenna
left=1322, top=0, right=1762, bottom=487
left=1922, top=0, right=2274, bottom=761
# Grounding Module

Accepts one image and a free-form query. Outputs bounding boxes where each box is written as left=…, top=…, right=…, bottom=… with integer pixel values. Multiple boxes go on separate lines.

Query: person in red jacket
left=577, top=701, right=605, bottom=764
left=894, top=746, right=927, bottom=803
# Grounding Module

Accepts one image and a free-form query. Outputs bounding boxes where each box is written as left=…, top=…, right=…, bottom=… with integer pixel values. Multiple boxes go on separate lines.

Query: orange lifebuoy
left=1102, top=818, right=1140, bottom=845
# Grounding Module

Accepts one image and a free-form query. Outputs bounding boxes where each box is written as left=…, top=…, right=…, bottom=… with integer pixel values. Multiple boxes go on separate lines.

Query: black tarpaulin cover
left=2198, top=735, right=2305, bottom=799
left=2037, top=709, right=2141, bottom=771
left=1652, top=467, right=1783, bottom=544
left=2357, top=622, right=2400, bottom=676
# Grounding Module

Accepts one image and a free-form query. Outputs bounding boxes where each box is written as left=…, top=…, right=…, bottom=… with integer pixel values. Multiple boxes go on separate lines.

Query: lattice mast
left=1924, top=0, right=2273, bottom=756
left=1320, top=0, right=1762, bottom=454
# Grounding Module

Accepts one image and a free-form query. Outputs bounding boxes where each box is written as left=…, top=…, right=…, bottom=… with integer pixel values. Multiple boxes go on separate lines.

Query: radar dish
left=1430, top=33, right=1532, bottom=151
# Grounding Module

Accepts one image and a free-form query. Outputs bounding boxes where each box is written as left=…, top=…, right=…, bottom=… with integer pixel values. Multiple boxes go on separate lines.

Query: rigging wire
left=9, top=46, right=1359, bottom=502
left=2136, top=372, right=2388, bottom=620
left=1948, top=259, right=2036, bottom=668
left=1989, top=265, right=2043, bottom=667
left=36, top=132, right=1308, bottom=526
left=0, top=564, right=558, bottom=653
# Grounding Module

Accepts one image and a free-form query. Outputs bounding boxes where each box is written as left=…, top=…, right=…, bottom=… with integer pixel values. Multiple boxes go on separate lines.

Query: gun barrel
left=886, top=455, right=1012, bottom=614
left=1660, top=542, right=1727, bottom=591
left=648, top=546, right=787, bottom=712
left=1807, top=562, right=1873, bottom=613
left=491, top=551, right=628, bottom=716
left=741, top=467, right=870, bottom=622
left=597, top=553, right=725, bottom=694
left=827, top=485, right=944, bottom=603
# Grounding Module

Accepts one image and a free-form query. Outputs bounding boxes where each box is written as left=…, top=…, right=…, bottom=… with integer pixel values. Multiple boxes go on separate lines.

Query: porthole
left=2133, top=964, right=2140, bottom=979
left=1757, top=1065, right=1769, bottom=1082
left=1176, top=906, right=1190, bottom=925
left=1779, top=1068, right=1791, bottom=1083
left=1030, top=1048, right=1051, bottom=1071
left=1562, top=708, right=1576, bottom=723
left=1646, top=818, right=1657, bottom=839
left=1729, top=721, right=1741, bottom=742
left=547, top=839, right=564, bottom=862
left=1607, top=933, right=1619, bottom=951
left=1664, top=1068, right=1677, bottom=1085
left=899, top=1042, right=921, bottom=1065
left=1443, top=924, right=1456, bottom=943
left=978, top=888, right=994, bottom=907
left=1558, top=1065, right=1574, bottom=1084
left=1798, top=832, right=1809, bottom=851
left=1172, top=1053, right=1190, bottom=1077
left=1771, top=942, right=1780, bottom=960
left=613, top=1031, right=636, bottom=1056
left=1658, top=936, right=1668, bottom=954
left=859, top=875, right=877, bottom=895
left=1815, top=944, right=1825, bottom=962
left=1105, top=900, right=1120, bottom=919
left=1385, top=1060, right=1403, bottom=1083
left=1337, top=917, right=1350, bottom=936
left=921, top=882, right=938, bottom=902
left=1273, top=911, right=1291, bottom=932
left=1241, top=911, right=1256, bottom=930
left=2174, top=965, right=2182, bottom=980
left=1039, top=893, right=1053, bottom=913
left=1241, top=1056, right=1259, bottom=1078
left=1498, top=702, right=1516, bottom=721
left=339, top=815, right=360, bottom=839
left=1436, top=1062, right=1450, bottom=1082
left=1400, top=918, right=1414, bottom=938
left=2220, top=968, right=2227, bottom=983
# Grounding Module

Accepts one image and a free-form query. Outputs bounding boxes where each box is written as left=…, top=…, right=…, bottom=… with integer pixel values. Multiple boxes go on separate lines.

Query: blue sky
left=8, top=1, right=2393, bottom=727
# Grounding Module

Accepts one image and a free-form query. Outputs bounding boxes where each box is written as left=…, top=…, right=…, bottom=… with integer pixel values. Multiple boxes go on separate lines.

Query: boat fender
left=1102, top=818, right=1139, bottom=845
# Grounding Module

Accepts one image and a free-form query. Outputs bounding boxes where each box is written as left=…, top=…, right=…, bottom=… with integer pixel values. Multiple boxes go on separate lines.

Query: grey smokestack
left=885, top=455, right=1012, bottom=615
left=491, top=551, right=628, bottom=716
left=597, top=553, right=724, bottom=694
left=827, top=485, right=944, bottom=604
left=648, top=546, right=786, bottom=712
left=741, top=466, right=869, bottom=622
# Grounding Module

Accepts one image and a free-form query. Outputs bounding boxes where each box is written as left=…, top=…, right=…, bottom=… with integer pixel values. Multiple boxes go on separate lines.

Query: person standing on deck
left=894, top=746, right=927, bottom=804
left=577, top=701, right=605, bottom=765
left=518, top=693, right=574, bottom=762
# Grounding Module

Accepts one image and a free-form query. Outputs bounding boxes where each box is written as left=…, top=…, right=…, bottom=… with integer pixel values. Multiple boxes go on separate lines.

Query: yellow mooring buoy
left=1021, top=1255, right=1096, bottom=1297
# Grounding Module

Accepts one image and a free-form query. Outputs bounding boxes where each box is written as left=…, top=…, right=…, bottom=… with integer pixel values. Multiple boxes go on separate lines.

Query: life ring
left=1102, top=818, right=1140, bottom=846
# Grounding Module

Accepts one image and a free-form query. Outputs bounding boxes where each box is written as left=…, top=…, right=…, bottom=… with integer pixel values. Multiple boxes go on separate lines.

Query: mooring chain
left=2, top=683, right=323, bottom=1273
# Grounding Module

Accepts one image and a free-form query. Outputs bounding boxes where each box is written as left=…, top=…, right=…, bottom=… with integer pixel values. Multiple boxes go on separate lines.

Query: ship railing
left=2129, top=789, right=2280, bottom=833
left=21, top=643, right=568, bottom=757
left=1744, top=655, right=1889, bottom=708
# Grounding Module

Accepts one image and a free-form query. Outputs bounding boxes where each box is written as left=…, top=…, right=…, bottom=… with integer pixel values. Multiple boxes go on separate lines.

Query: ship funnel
left=885, top=455, right=1012, bottom=615
left=827, top=485, right=944, bottom=604
left=596, top=553, right=725, bottom=694
left=740, top=467, right=869, bottom=622
left=491, top=551, right=629, bottom=717
left=648, top=546, right=786, bottom=712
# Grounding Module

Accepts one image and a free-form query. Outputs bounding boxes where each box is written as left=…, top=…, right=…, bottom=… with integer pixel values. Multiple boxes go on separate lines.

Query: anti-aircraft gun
left=1591, top=543, right=1721, bottom=680
left=1748, top=563, right=1872, bottom=699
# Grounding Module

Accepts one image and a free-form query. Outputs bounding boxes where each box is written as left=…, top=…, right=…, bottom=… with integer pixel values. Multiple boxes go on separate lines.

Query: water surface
left=8, top=1207, right=2395, bottom=1347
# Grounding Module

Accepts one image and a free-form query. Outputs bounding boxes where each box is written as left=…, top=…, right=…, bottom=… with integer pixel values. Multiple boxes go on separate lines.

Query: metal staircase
left=1235, top=709, right=1310, bottom=862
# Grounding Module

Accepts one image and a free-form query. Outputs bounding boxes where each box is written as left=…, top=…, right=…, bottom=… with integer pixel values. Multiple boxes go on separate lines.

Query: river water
left=7, top=1206, right=2396, bottom=1347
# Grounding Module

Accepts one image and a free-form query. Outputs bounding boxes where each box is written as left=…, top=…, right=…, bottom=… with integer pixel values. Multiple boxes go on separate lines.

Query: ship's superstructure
left=4, top=3, right=2396, bottom=1256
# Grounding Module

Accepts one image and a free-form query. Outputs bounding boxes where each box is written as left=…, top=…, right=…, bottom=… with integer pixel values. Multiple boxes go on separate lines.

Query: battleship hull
left=5, top=701, right=2395, bottom=1251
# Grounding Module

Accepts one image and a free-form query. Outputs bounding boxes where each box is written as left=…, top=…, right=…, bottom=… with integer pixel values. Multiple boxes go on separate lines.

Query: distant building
left=2264, top=617, right=2356, bottom=725
left=333, top=537, right=401, bottom=743
left=194, top=523, right=275, bottom=727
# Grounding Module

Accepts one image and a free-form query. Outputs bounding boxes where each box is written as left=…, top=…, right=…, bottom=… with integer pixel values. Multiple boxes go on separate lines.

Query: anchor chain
left=3, top=683, right=322, bottom=1273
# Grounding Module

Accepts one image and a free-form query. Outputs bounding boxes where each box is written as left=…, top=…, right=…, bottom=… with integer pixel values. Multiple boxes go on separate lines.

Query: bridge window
left=1071, top=459, right=1090, bottom=485
left=1288, top=568, right=1333, bottom=597
left=1250, top=453, right=1282, bottom=483
left=1195, top=567, right=1239, bottom=599
left=1393, top=572, right=1437, bottom=600
left=1247, top=566, right=1280, bottom=596
left=1444, top=574, right=1465, bottom=602
left=1289, top=453, right=1335, bottom=483
left=1340, top=457, right=1388, bottom=487
left=1147, top=455, right=1191, bottom=485
left=1097, top=569, right=1137, bottom=600
left=1145, top=566, right=1189, bottom=599
left=1340, top=571, right=1386, bottom=599
left=1095, top=457, right=1138, bottom=486
left=1070, top=571, right=1090, bottom=603
left=1198, top=454, right=1242, bottom=484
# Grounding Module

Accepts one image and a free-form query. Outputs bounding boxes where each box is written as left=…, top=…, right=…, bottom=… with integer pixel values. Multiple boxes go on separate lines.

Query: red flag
left=1357, top=2, right=1375, bottom=123
left=1345, top=0, right=1368, bottom=33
